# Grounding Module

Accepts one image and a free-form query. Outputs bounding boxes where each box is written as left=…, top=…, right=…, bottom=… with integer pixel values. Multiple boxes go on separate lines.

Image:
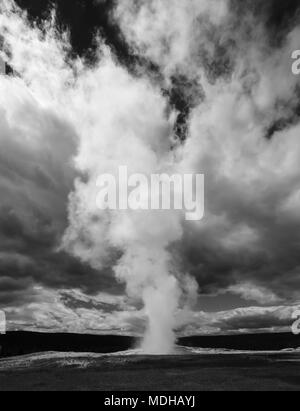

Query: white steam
left=0, top=0, right=196, bottom=354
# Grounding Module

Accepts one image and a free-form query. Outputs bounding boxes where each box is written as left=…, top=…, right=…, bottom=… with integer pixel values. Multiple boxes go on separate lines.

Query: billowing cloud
left=5, top=287, right=142, bottom=335
left=182, top=304, right=299, bottom=335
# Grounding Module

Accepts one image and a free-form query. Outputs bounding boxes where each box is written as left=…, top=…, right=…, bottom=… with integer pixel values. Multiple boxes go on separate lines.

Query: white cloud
left=115, top=0, right=229, bottom=79
left=227, top=282, right=282, bottom=305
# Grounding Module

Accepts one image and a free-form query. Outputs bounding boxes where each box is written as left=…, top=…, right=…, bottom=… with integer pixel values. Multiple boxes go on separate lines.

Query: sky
left=0, top=0, right=300, bottom=338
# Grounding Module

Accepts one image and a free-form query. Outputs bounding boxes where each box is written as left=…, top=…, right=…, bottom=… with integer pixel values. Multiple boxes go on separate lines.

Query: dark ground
left=1, top=332, right=300, bottom=391
left=0, top=352, right=300, bottom=391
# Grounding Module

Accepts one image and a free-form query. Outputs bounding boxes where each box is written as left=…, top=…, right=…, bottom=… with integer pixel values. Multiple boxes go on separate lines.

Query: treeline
left=180, top=332, right=300, bottom=352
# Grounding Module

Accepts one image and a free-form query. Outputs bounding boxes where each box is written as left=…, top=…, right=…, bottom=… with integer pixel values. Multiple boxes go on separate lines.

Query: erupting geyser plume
left=0, top=0, right=194, bottom=354
left=59, top=55, right=191, bottom=354
left=2, top=0, right=300, bottom=352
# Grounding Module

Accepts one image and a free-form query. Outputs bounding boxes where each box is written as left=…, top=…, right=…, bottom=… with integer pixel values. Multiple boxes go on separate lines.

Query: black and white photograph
left=0, top=0, right=300, bottom=394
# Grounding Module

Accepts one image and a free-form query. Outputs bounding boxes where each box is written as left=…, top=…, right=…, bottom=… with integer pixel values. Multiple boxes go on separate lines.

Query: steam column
left=0, top=57, right=6, bottom=75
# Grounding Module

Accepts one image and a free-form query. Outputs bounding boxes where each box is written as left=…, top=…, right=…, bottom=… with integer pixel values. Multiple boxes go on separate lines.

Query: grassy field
left=0, top=352, right=300, bottom=391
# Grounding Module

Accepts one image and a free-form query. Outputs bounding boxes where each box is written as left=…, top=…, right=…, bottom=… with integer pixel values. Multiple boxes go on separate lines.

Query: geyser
left=0, top=0, right=223, bottom=355
left=0, top=0, right=195, bottom=354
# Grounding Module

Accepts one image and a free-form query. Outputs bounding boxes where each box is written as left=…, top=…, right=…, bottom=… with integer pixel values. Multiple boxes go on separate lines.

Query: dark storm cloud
left=15, top=0, right=130, bottom=64
left=231, top=0, right=300, bottom=46
left=178, top=140, right=300, bottom=303
left=0, top=205, right=121, bottom=308
left=219, top=309, right=292, bottom=332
